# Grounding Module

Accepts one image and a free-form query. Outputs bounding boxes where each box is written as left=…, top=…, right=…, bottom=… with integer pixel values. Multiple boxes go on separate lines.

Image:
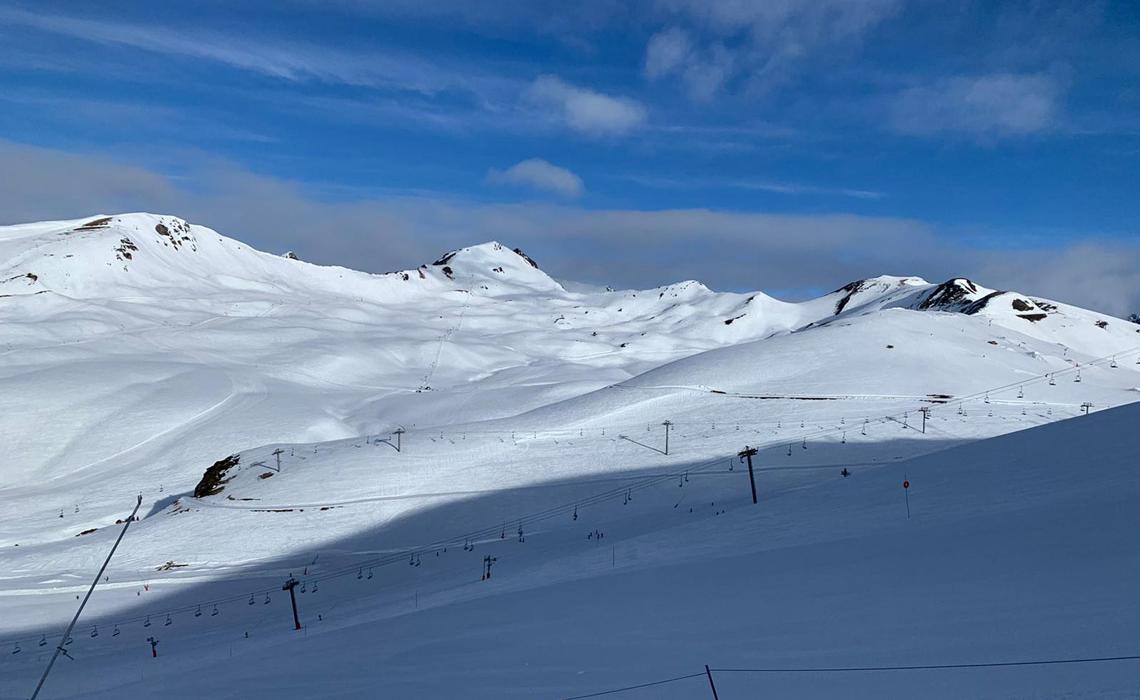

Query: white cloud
left=2, top=139, right=1137, bottom=317
left=646, top=0, right=902, bottom=99
left=890, top=73, right=1062, bottom=137
left=644, top=27, right=734, bottom=101
left=645, top=27, right=692, bottom=79
left=527, top=76, right=647, bottom=136
left=656, top=0, right=903, bottom=40
left=487, top=159, right=584, bottom=197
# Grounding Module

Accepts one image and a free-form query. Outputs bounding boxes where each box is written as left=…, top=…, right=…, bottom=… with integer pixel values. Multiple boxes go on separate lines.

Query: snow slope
left=1, top=212, right=1139, bottom=698
left=2, top=396, right=1138, bottom=699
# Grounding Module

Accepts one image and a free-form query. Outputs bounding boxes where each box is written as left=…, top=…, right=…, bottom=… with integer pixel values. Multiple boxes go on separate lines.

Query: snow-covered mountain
left=1, top=213, right=1138, bottom=699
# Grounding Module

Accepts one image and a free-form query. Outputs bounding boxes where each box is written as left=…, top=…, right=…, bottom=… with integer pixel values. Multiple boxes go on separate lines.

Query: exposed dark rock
left=918, top=278, right=980, bottom=311
left=832, top=280, right=866, bottom=315
left=193, top=454, right=240, bottom=498
left=76, top=217, right=112, bottom=230
left=513, top=247, right=539, bottom=268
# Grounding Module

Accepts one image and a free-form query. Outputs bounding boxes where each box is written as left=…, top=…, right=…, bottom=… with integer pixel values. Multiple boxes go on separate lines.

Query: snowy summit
left=1, top=213, right=1138, bottom=699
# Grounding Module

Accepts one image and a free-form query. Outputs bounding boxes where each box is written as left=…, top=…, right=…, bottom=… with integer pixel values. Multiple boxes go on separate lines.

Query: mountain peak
left=425, top=241, right=559, bottom=292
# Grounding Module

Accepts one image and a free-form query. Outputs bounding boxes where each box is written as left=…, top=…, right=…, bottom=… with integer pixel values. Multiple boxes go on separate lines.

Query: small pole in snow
left=662, top=420, right=672, bottom=455
left=705, top=665, right=721, bottom=700
left=903, top=475, right=911, bottom=520
left=271, top=448, right=284, bottom=472
left=919, top=407, right=930, bottom=434
left=738, top=446, right=759, bottom=504
left=282, top=577, right=302, bottom=630
left=394, top=427, right=405, bottom=452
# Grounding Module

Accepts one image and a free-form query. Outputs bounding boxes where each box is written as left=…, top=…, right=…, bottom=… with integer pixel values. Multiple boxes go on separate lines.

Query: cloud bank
left=0, top=139, right=1136, bottom=318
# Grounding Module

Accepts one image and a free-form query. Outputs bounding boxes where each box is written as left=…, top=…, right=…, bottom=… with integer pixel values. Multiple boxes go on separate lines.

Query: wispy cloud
left=0, top=5, right=520, bottom=97
left=487, top=159, right=584, bottom=197
left=644, top=27, right=734, bottom=101
left=646, top=0, right=903, bottom=99
left=889, top=73, right=1063, bottom=138
left=624, top=174, right=884, bottom=200
left=527, top=76, right=648, bottom=136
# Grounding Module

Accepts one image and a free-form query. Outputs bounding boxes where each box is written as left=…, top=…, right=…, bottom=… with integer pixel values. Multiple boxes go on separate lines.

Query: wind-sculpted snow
left=0, top=213, right=1139, bottom=698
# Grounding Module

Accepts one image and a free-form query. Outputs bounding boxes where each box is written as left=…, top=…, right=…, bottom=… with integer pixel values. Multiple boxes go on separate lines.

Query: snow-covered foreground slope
left=2, top=400, right=1138, bottom=699
left=1, top=212, right=1140, bottom=698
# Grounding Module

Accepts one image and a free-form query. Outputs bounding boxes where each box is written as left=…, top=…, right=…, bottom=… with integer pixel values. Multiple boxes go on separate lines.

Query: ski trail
left=419, top=278, right=474, bottom=391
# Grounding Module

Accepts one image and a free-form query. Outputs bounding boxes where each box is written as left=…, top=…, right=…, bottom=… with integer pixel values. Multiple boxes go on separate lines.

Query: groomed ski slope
left=2, top=400, right=1137, bottom=699
left=1, top=212, right=1139, bottom=698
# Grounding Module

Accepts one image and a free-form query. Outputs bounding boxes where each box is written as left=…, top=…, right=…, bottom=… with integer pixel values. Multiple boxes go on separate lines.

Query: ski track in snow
left=1, top=214, right=1140, bottom=698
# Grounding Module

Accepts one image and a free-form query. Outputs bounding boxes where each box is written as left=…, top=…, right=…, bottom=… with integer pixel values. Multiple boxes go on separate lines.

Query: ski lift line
left=419, top=275, right=474, bottom=390
left=305, top=457, right=728, bottom=585
left=4, top=347, right=1138, bottom=649
left=713, top=652, right=1140, bottom=673
left=761, top=346, right=1140, bottom=455
left=564, top=653, right=1140, bottom=699
left=560, top=671, right=708, bottom=699
left=14, top=399, right=1128, bottom=644
left=388, top=345, right=1140, bottom=443
left=0, top=453, right=738, bottom=645
left=9, top=370, right=1124, bottom=648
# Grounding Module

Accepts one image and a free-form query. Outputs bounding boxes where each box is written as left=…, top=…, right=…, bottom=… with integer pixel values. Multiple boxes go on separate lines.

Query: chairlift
left=90, top=626, right=98, bottom=638
left=144, top=615, right=153, bottom=626
left=112, top=625, right=121, bottom=636
left=194, top=606, right=202, bottom=618
left=164, top=614, right=173, bottom=625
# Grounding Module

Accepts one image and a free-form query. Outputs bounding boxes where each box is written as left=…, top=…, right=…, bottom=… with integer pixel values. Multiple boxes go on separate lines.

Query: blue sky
left=1, top=1, right=1138, bottom=313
